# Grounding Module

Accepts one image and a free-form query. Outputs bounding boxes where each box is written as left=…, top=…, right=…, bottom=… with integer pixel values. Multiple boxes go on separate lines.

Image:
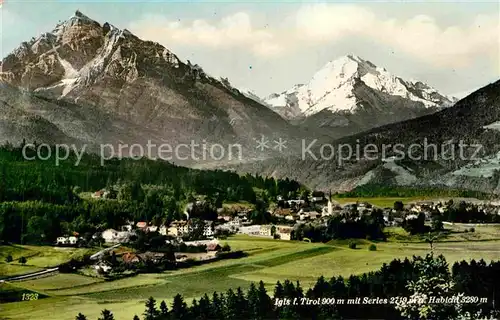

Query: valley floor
left=3, top=232, right=500, bottom=320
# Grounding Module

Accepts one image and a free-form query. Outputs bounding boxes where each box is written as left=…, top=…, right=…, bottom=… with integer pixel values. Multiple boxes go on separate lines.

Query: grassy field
left=0, top=245, right=95, bottom=277
left=2, top=235, right=500, bottom=319
left=332, top=196, right=436, bottom=207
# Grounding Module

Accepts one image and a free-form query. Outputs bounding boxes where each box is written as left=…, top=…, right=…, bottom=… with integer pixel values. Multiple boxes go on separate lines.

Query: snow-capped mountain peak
left=265, top=54, right=456, bottom=120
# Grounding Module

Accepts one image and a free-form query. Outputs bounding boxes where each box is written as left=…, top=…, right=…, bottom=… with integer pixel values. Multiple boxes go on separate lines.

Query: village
left=52, top=188, right=500, bottom=277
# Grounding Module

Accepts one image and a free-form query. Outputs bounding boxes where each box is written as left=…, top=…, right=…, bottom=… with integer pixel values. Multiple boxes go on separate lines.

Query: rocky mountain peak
left=265, top=54, right=456, bottom=118
left=0, top=10, right=297, bottom=161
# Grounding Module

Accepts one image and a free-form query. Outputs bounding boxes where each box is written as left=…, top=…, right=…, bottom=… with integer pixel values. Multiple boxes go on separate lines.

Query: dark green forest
left=0, top=145, right=302, bottom=244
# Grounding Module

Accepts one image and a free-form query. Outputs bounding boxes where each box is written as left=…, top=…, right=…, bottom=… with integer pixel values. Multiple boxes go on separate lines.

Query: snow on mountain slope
left=265, top=55, right=456, bottom=119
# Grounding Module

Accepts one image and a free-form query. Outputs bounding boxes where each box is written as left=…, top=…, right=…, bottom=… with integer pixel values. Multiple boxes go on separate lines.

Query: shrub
left=368, top=244, right=377, bottom=251
left=348, top=241, right=357, bottom=249
left=469, top=227, right=475, bottom=233
left=5, top=255, right=13, bottom=263
left=18, top=256, right=27, bottom=265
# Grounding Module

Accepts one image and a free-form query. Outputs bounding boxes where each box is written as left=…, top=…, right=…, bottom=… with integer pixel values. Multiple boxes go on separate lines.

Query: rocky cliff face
left=0, top=11, right=303, bottom=163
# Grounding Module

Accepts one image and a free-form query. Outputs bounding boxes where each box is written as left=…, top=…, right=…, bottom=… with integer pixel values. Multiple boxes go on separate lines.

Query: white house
left=287, top=199, right=305, bottom=206
left=168, top=221, right=189, bottom=237
left=94, top=261, right=112, bottom=274
left=322, top=200, right=334, bottom=217
left=146, top=226, right=158, bottom=233
left=276, top=225, right=293, bottom=240
left=184, top=239, right=220, bottom=247
left=102, top=229, right=134, bottom=243
left=159, top=225, right=168, bottom=236
left=311, top=196, right=325, bottom=203
left=203, top=221, right=215, bottom=238
left=259, top=225, right=273, bottom=237
left=56, top=236, right=79, bottom=245
left=238, top=225, right=261, bottom=235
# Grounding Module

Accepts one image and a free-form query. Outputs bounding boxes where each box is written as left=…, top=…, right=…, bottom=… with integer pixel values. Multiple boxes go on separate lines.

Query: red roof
left=207, top=243, right=220, bottom=251
left=122, top=252, right=140, bottom=263
left=136, top=222, right=147, bottom=228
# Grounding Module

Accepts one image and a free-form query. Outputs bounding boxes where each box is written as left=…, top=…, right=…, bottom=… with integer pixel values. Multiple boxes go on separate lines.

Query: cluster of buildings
left=237, top=224, right=294, bottom=240
left=100, top=220, right=215, bottom=244
left=92, top=238, right=222, bottom=275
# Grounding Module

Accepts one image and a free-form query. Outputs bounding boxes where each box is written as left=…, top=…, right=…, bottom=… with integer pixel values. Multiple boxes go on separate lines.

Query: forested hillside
left=0, top=144, right=302, bottom=244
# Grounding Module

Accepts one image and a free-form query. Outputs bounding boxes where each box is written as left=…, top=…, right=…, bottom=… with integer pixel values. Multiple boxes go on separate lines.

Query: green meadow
left=0, top=245, right=94, bottom=278
left=2, top=234, right=500, bottom=320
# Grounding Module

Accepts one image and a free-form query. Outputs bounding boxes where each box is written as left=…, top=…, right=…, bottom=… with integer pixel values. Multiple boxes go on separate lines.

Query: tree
left=221, top=243, right=231, bottom=252
left=210, top=292, right=224, bottom=319
left=5, top=254, right=13, bottom=263
left=18, top=256, right=27, bottom=265
left=431, top=216, right=444, bottom=231
left=75, top=313, right=87, bottom=320
left=132, top=316, right=140, bottom=320
left=257, top=281, right=273, bottom=319
left=225, top=288, right=239, bottom=319
left=143, top=296, right=159, bottom=320
left=159, top=300, right=169, bottom=317
left=97, top=309, right=115, bottom=320
left=170, top=294, right=188, bottom=320
left=394, top=201, right=404, bottom=211
left=395, top=254, right=462, bottom=320
left=424, top=232, right=440, bottom=253
left=247, top=282, right=259, bottom=319
left=403, top=213, right=427, bottom=235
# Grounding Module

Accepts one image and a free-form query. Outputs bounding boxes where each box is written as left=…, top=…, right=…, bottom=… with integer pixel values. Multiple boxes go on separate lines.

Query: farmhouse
left=159, top=225, right=168, bottom=236
left=168, top=220, right=189, bottom=237
left=92, top=189, right=111, bottom=199
left=184, top=239, right=220, bottom=248
left=136, top=221, right=147, bottom=229
left=238, top=225, right=261, bottom=235
left=276, top=225, right=294, bottom=240
left=259, top=225, right=273, bottom=237
left=203, top=221, right=215, bottom=238
left=137, top=252, right=167, bottom=264
left=102, top=229, right=134, bottom=243
left=121, top=252, right=140, bottom=264
left=94, top=261, right=112, bottom=274
left=56, top=236, right=79, bottom=245
left=287, top=199, right=305, bottom=206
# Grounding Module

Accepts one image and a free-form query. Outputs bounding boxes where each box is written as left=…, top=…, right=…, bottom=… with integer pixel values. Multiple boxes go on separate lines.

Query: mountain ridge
left=263, top=54, right=457, bottom=137
left=0, top=10, right=311, bottom=162
left=232, top=79, right=500, bottom=193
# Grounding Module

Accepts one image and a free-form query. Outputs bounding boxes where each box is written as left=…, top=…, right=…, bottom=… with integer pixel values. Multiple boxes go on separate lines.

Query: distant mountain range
left=258, top=55, right=457, bottom=136
left=234, top=79, right=500, bottom=194
left=2, top=10, right=499, bottom=194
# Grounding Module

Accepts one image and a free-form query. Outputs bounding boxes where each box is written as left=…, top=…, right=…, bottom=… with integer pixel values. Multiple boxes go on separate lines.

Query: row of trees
left=0, top=144, right=303, bottom=205
left=337, top=184, right=491, bottom=201
left=75, top=255, right=500, bottom=319
left=293, top=209, right=386, bottom=242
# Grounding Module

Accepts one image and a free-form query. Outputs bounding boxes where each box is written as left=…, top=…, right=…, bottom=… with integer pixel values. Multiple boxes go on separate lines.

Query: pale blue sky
left=1, top=1, right=499, bottom=97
